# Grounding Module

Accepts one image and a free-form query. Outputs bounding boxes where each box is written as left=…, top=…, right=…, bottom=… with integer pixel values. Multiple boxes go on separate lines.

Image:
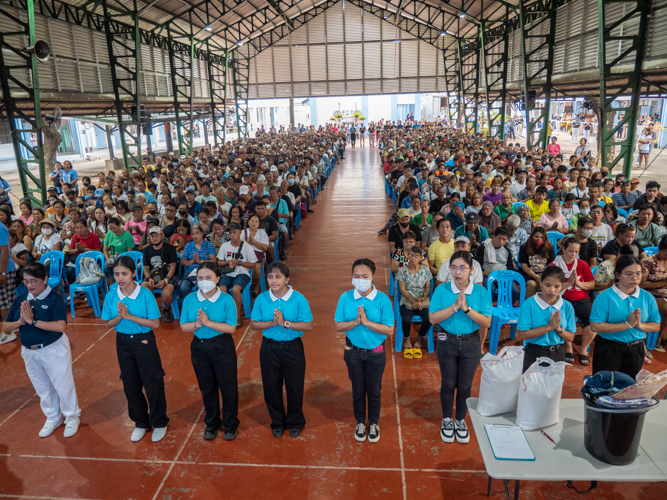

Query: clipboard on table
left=484, top=424, right=536, bottom=461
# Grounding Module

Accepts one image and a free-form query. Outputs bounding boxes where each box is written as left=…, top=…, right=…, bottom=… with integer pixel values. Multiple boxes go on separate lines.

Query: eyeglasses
left=449, top=265, right=470, bottom=273
left=23, top=279, right=41, bottom=285
left=621, top=271, right=642, bottom=278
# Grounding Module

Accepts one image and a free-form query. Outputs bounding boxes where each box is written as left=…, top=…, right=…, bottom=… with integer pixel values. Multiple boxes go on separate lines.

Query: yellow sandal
left=413, top=347, right=423, bottom=359
left=403, top=348, right=414, bottom=359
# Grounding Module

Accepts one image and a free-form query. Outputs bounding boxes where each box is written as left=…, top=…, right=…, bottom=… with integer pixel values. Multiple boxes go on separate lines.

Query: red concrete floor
left=1, top=146, right=666, bottom=500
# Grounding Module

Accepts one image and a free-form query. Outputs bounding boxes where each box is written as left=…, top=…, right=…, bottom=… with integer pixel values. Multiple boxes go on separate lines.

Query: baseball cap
left=620, top=179, right=631, bottom=185
left=631, top=178, right=640, bottom=184
left=148, top=226, right=162, bottom=234
left=466, top=213, right=479, bottom=224
left=94, top=188, right=105, bottom=197
left=129, top=204, right=142, bottom=212
left=455, top=236, right=470, bottom=245
left=239, top=185, right=250, bottom=195
left=397, top=208, right=410, bottom=218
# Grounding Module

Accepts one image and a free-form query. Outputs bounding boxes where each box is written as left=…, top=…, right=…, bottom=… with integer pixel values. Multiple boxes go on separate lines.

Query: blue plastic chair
left=486, top=270, right=526, bottom=355
left=547, top=231, right=565, bottom=249
left=273, top=235, right=280, bottom=262
left=39, top=251, right=67, bottom=298
left=617, top=208, right=629, bottom=219
left=393, top=278, right=434, bottom=353
left=645, top=246, right=659, bottom=257
left=295, top=207, right=302, bottom=229
left=68, top=251, right=106, bottom=317
left=119, top=251, right=143, bottom=279
left=241, top=269, right=253, bottom=318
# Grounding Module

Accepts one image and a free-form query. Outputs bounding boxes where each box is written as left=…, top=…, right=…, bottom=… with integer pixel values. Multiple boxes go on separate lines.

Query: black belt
left=599, top=336, right=644, bottom=347
left=117, top=330, right=154, bottom=339
left=26, top=337, right=59, bottom=350
left=346, top=337, right=384, bottom=351
left=525, top=343, right=563, bottom=352
left=442, top=330, right=479, bottom=341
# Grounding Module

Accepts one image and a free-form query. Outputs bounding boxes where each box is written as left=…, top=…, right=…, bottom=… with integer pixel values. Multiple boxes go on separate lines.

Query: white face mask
left=42, top=227, right=53, bottom=236
left=582, top=229, right=593, bottom=238
left=198, top=280, right=217, bottom=293
left=580, top=208, right=590, bottom=216
left=352, top=278, right=373, bottom=293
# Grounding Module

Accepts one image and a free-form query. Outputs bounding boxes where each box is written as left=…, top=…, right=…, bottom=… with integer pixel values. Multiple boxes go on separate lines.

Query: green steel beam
left=0, top=0, right=47, bottom=205
left=206, top=39, right=226, bottom=148
left=224, top=54, right=229, bottom=143
left=167, top=24, right=195, bottom=156
left=519, top=0, right=557, bottom=151
left=458, top=36, right=481, bottom=135
left=480, top=6, right=510, bottom=140
left=102, top=0, right=142, bottom=169
left=442, top=39, right=460, bottom=125
left=231, top=53, right=249, bottom=139
left=598, top=0, right=651, bottom=176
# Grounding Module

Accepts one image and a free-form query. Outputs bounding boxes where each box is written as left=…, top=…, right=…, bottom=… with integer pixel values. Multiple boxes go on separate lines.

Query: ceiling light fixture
left=205, top=24, right=212, bottom=31
left=441, top=31, right=446, bottom=36
left=238, top=40, right=244, bottom=46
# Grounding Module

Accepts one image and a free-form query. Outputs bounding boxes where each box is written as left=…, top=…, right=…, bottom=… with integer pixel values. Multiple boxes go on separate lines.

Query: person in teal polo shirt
left=102, top=256, right=168, bottom=443
left=517, top=266, right=576, bottom=373
left=334, top=258, right=394, bottom=444
left=590, top=255, right=661, bottom=378
left=250, top=262, right=313, bottom=439
left=181, top=262, right=239, bottom=442
left=429, top=251, right=492, bottom=445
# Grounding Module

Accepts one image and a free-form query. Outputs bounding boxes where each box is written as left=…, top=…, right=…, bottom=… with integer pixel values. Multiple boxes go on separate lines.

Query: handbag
left=404, top=296, right=430, bottom=310
left=218, top=242, right=244, bottom=276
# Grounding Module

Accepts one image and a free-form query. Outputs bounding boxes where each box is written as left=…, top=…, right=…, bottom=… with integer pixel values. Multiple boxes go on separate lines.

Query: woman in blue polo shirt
left=590, top=255, right=661, bottom=378
left=334, top=258, right=394, bottom=444
left=181, top=262, right=239, bottom=442
left=517, top=266, right=576, bottom=373
left=2, top=261, right=80, bottom=438
left=249, top=262, right=313, bottom=439
left=102, top=256, right=168, bottom=443
left=429, top=250, right=492, bottom=445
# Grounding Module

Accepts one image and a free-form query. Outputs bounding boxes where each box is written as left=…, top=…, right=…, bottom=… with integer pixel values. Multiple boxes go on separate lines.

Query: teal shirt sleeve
left=250, top=294, right=266, bottom=322
left=589, top=293, right=608, bottom=324
left=475, top=285, right=492, bottom=316
left=430, top=283, right=446, bottom=312
left=643, top=290, right=661, bottom=324
left=143, top=289, right=162, bottom=319
left=101, top=287, right=117, bottom=321
left=296, top=293, right=313, bottom=322
left=222, top=295, right=238, bottom=326
left=181, top=294, right=196, bottom=324
left=562, top=301, right=576, bottom=332
left=378, top=294, right=395, bottom=327
left=517, top=298, right=533, bottom=331
left=334, top=293, right=348, bottom=322
left=479, top=227, right=490, bottom=242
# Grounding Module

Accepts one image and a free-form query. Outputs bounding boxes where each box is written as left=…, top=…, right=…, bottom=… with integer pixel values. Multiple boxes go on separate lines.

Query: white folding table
left=467, top=398, right=667, bottom=500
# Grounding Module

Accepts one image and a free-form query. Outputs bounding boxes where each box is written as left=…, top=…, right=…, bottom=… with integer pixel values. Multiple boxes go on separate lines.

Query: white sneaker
left=368, top=424, right=380, bottom=443
left=131, top=427, right=147, bottom=442
left=354, top=423, right=367, bottom=442
left=0, top=332, right=17, bottom=345
left=455, top=419, right=470, bottom=444
left=440, top=418, right=455, bottom=443
left=39, top=417, right=63, bottom=438
left=63, top=416, right=80, bottom=438
left=152, top=426, right=167, bottom=442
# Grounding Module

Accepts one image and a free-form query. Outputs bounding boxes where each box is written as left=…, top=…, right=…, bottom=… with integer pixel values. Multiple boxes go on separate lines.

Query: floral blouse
left=642, top=256, right=667, bottom=298
left=396, top=264, right=432, bottom=307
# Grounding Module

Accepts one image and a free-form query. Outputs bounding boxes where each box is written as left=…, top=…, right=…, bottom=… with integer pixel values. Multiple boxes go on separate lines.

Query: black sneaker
left=377, top=229, right=387, bottom=235
left=455, top=419, right=470, bottom=443
left=440, top=418, right=455, bottom=443
left=289, top=428, right=302, bottom=438
left=203, top=426, right=217, bottom=440
left=354, top=423, right=366, bottom=442
left=163, top=309, right=174, bottom=323
left=368, top=424, right=380, bottom=443
left=223, top=428, right=237, bottom=441
left=272, top=427, right=284, bottom=438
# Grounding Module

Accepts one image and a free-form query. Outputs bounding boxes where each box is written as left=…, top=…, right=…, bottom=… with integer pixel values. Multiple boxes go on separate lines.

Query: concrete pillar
left=310, top=98, right=317, bottom=127
left=414, top=94, right=422, bottom=121
left=391, top=95, right=398, bottom=123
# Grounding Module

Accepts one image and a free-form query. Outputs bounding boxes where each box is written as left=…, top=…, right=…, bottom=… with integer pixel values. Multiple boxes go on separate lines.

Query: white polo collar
left=450, top=280, right=474, bottom=296
left=534, top=293, right=563, bottom=310
left=27, top=286, right=52, bottom=301
left=354, top=286, right=378, bottom=300
left=197, top=289, right=221, bottom=302
left=117, top=282, right=141, bottom=300
left=269, top=285, right=293, bottom=302
left=612, top=284, right=640, bottom=300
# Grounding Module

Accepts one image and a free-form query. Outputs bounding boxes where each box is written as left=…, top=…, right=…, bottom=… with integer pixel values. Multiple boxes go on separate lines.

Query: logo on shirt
left=41, top=305, right=49, bottom=309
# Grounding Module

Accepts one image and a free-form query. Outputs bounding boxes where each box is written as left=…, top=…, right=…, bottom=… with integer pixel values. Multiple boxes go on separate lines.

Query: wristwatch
left=0, top=272, right=6, bottom=276
left=464, top=307, right=472, bottom=314
left=283, top=320, right=291, bottom=329
left=31, top=319, right=37, bottom=326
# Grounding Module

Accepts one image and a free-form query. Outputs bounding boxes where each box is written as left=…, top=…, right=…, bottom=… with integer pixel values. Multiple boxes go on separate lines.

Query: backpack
left=75, top=256, right=105, bottom=286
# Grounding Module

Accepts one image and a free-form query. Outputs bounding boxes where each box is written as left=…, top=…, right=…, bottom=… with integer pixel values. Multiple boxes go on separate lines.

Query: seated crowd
left=381, top=125, right=667, bottom=371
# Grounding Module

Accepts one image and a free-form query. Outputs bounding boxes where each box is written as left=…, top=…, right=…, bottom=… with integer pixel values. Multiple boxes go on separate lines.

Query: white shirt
left=240, top=228, right=269, bottom=255
left=591, top=224, right=614, bottom=247
left=35, top=233, right=62, bottom=254
left=216, top=241, right=258, bottom=277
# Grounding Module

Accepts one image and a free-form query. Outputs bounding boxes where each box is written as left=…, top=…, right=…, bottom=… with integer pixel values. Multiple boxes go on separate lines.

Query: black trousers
left=259, top=337, right=306, bottom=430
left=522, top=343, right=566, bottom=373
left=437, top=332, right=481, bottom=421
left=190, top=334, right=240, bottom=430
left=116, top=331, right=169, bottom=429
left=344, top=339, right=386, bottom=425
left=399, top=304, right=431, bottom=337
left=592, top=336, right=644, bottom=379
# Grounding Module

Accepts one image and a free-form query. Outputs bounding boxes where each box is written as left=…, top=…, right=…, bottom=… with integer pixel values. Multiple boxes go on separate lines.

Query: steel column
left=231, top=53, right=249, bottom=139
left=167, top=25, right=194, bottom=156
left=480, top=9, right=510, bottom=140
left=102, top=0, right=142, bottom=169
left=0, top=0, right=47, bottom=205
left=206, top=40, right=227, bottom=148
left=518, top=0, right=557, bottom=151
left=442, top=39, right=460, bottom=125
left=598, top=0, right=651, bottom=175
left=458, top=36, right=481, bottom=135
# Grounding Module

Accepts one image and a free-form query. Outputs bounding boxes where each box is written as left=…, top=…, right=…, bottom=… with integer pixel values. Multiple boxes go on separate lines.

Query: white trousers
left=571, top=128, right=580, bottom=144
left=21, top=334, right=81, bottom=421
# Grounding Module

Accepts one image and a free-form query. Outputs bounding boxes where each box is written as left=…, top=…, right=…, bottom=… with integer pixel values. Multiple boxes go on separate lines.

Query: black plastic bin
left=584, top=399, right=659, bottom=465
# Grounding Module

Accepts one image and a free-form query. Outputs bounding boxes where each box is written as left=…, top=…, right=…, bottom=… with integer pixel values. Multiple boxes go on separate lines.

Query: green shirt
left=104, top=230, right=136, bottom=255
left=494, top=204, right=516, bottom=221
left=412, top=213, right=433, bottom=227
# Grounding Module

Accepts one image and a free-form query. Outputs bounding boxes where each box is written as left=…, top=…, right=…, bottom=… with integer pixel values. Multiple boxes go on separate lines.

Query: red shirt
left=70, top=232, right=102, bottom=255
left=547, top=259, right=594, bottom=301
